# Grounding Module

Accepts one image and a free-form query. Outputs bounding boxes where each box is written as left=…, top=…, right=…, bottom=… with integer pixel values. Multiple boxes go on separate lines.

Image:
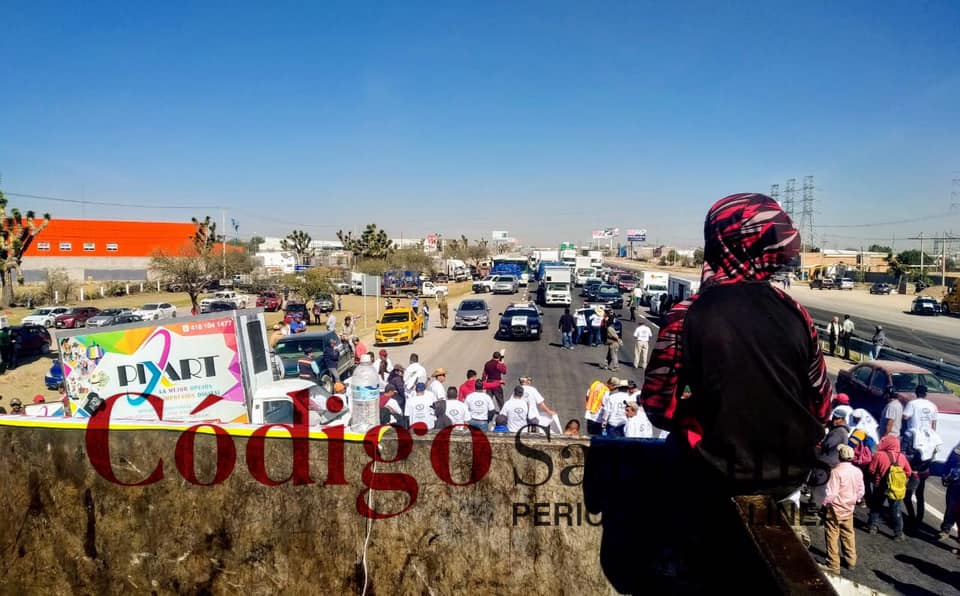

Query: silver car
left=453, top=299, right=491, bottom=329
left=491, top=275, right=519, bottom=294
left=86, top=308, right=134, bottom=327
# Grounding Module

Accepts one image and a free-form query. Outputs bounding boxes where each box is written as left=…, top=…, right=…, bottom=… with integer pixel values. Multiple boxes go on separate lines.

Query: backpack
left=848, top=430, right=873, bottom=465
left=883, top=451, right=908, bottom=501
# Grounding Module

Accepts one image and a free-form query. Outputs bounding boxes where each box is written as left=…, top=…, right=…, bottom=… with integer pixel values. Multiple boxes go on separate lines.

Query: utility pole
left=221, top=209, right=227, bottom=279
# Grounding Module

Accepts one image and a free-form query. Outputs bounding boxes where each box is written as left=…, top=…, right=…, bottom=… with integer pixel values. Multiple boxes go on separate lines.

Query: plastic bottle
left=350, top=354, right=381, bottom=432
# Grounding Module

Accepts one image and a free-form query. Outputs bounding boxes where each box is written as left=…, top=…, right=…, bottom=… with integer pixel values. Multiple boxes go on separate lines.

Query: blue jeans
left=561, top=331, right=573, bottom=348
left=591, top=327, right=601, bottom=346
left=869, top=495, right=904, bottom=536
left=468, top=419, right=488, bottom=431
left=606, top=424, right=625, bottom=438
left=423, top=316, right=429, bottom=334
left=574, top=326, right=586, bottom=344
left=871, top=345, right=882, bottom=360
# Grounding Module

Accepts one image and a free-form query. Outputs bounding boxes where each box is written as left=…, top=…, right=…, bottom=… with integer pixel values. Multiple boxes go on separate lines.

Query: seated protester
left=289, top=318, right=306, bottom=334
left=501, top=385, right=534, bottom=433
left=492, top=414, right=510, bottom=433
left=379, top=386, right=403, bottom=426
left=432, top=400, right=453, bottom=431
left=443, top=387, right=470, bottom=427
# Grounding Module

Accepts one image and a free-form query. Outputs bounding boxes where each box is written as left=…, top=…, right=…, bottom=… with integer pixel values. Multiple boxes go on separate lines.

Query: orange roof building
left=21, top=219, right=200, bottom=282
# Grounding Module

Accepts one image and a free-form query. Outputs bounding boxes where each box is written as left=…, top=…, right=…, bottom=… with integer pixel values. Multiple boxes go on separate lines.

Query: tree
left=247, top=235, right=265, bottom=253
left=868, top=244, right=893, bottom=253
left=389, top=246, right=435, bottom=274
left=281, top=267, right=336, bottom=301
left=337, top=224, right=394, bottom=260
left=280, top=230, right=314, bottom=265
left=0, top=189, right=51, bottom=307
left=896, top=249, right=934, bottom=267
left=693, top=247, right=704, bottom=266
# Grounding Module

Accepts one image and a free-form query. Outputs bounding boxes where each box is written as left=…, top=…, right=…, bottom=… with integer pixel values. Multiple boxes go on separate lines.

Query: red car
left=617, top=274, right=637, bottom=293
left=256, top=291, right=283, bottom=312
left=54, top=307, right=101, bottom=329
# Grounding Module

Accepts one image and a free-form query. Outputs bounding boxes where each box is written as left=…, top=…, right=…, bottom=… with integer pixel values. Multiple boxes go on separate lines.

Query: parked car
left=374, top=307, right=424, bottom=345
left=101, top=313, right=144, bottom=327
left=45, top=359, right=64, bottom=389
left=453, top=299, right=491, bottom=330
left=273, top=331, right=355, bottom=391
left=205, top=300, right=238, bottom=312
left=85, top=308, right=133, bottom=327
left=870, top=282, right=894, bottom=295
left=314, top=293, right=335, bottom=313
left=575, top=307, right=621, bottom=346
left=810, top=278, right=834, bottom=290
left=284, top=302, right=309, bottom=324
left=911, top=296, right=940, bottom=316
left=496, top=303, right=543, bottom=340
left=836, top=278, right=854, bottom=290
left=472, top=276, right=496, bottom=293
left=256, top=291, right=283, bottom=312
left=491, top=275, right=520, bottom=295
left=22, top=307, right=71, bottom=328
left=585, top=284, right=624, bottom=310
left=54, top=307, right=101, bottom=329
left=835, top=361, right=960, bottom=463
left=11, top=325, right=52, bottom=355
left=132, top=302, right=177, bottom=321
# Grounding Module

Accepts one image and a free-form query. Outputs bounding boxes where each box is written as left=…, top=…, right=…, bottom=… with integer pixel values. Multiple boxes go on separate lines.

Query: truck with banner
left=50, top=310, right=344, bottom=426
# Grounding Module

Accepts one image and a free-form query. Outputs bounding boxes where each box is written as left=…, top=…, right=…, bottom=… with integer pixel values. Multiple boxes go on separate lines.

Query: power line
left=818, top=211, right=959, bottom=229
left=6, top=191, right=223, bottom=210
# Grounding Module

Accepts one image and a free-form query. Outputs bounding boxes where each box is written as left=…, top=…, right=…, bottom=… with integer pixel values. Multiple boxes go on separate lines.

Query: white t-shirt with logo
left=405, top=393, right=436, bottom=430
left=903, top=398, right=938, bottom=433
left=465, top=391, right=496, bottom=421
left=602, top=390, right=630, bottom=427
left=625, top=406, right=654, bottom=438
left=444, top=400, right=470, bottom=426
left=501, top=396, right=532, bottom=433
left=522, top=385, right=547, bottom=424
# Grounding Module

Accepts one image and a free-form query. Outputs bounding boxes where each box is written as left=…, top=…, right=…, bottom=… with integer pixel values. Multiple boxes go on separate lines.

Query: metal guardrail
left=814, top=324, right=960, bottom=384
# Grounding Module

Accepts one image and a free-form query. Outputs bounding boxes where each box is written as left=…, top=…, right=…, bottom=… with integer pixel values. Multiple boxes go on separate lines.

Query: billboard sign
left=492, top=230, right=509, bottom=241
left=626, top=229, right=647, bottom=242
left=591, top=228, right=619, bottom=240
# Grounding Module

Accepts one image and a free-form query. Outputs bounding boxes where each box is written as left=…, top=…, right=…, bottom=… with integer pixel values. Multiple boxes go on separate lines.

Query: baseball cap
left=378, top=349, right=388, bottom=357
left=608, top=377, right=622, bottom=387
left=838, top=444, right=854, bottom=462
left=415, top=382, right=427, bottom=392
left=623, top=400, right=638, bottom=410
left=10, top=398, right=22, bottom=407
left=834, top=393, right=850, bottom=405
left=32, top=395, right=45, bottom=404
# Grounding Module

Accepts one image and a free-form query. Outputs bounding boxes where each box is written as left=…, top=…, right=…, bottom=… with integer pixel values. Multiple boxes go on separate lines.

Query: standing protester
left=810, top=410, right=850, bottom=512
left=603, top=315, right=622, bottom=371
left=322, top=338, right=340, bottom=382
left=520, top=376, right=557, bottom=429
left=403, top=354, right=427, bottom=395
left=558, top=307, right=575, bottom=350
left=601, top=379, right=630, bottom=437
left=822, top=444, right=864, bottom=573
left=422, top=301, right=430, bottom=334
left=583, top=378, right=613, bottom=436
left=458, top=370, right=479, bottom=401
left=438, top=295, right=449, bottom=328
left=827, top=316, right=841, bottom=357
left=881, top=389, right=904, bottom=437
left=443, top=387, right=470, bottom=426
left=574, top=308, right=588, bottom=346
left=465, top=380, right=497, bottom=430
left=642, top=192, right=832, bottom=497
left=589, top=307, right=604, bottom=347
left=500, top=385, right=533, bottom=433
left=405, top=382, right=436, bottom=430
left=632, top=319, right=652, bottom=374
left=411, top=295, right=420, bottom=314
left=312, top=302, right=322, bottom=325
left=938, top=440, right=960, bottom=541
left=482, top=351, right=507, bottom=408
left=386, top=364, right=407, bottom=411
left=428, top=368, right=447, bottom=402
left=871, top=325, right=886, bottom=361
left=337, top=294, right=342, bottom=311
left=326, top=311, right=338, bottom=333
left=628, top=293, right=637, bottom=322
left=624, top=400, right=653, bottom=438
left=867, top=434, right=912, bottom=540
left=902, top=384, right=941, bottom=529
left=840, top=315, right=855, bottom=360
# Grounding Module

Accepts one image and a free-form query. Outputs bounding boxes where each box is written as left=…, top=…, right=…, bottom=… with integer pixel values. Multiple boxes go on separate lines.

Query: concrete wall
left=0, top=424, right=825, bottom=595
left=22, top=256, right=154, bottom=282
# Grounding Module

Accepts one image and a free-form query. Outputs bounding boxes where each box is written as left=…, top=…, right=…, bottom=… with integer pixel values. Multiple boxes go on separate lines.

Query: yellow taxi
left=374, top=307, right=424, bottom=345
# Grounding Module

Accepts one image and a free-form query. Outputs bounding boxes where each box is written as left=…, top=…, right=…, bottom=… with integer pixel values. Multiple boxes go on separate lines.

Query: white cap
left=360, top=353, right=374, bottom=364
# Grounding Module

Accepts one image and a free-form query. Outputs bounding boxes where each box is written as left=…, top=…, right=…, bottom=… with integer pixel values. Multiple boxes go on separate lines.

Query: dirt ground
left=0, top=281, right=474, bottom=411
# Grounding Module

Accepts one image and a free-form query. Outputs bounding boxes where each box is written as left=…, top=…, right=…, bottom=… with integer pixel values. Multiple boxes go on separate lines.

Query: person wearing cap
left=482, top=351, right=507, bottom=408
left=831, top=393, right=853, bottom=425
left=810, top=410, right=851, bottom=511
left=428, top=369, right=448, bottom=403
left=520, top=376, right=557, bottom=430
left=822, top=444, right=864, bottom=573
left=386, top=364, right=407, bottom=411
left=404, top=381, right=437, bottom=431
left=870, top=325, right=886, bottom=361
left=501, top=385, right=534, bottom=433
left=583, top=378, right=614, bottom=436
left=9, top=398, right=24, bottom=415
left=624, top=399, right=653, bottom=438
left=458, top=369, right=479, bottom=401
left=297, top=346, right=322, bottom=382
left=601, top=378, right=630, bottom=437
left=465, top=379, right=497, bottom=431
left=269, top=322, right=290, bottom=347
left=403, top=354, right=427, bottom=394
left=442, top=387, right=469, bottom=427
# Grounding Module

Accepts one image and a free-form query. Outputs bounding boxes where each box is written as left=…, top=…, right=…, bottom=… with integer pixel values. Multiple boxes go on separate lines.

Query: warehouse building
left=21, top=219, right=197, bottom=282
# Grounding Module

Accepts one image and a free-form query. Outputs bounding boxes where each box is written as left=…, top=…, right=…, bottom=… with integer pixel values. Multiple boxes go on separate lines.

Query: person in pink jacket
left=867, top=434, right=913, bottom=540
left=822, top=445, right=865, bottom=572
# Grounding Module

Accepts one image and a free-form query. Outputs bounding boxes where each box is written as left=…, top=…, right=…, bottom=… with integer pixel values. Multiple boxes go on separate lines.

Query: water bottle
left=350, top=354, right=381, bottom=432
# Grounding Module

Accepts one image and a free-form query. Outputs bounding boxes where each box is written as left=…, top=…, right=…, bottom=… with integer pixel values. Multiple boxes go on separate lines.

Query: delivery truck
left=50, top=310, right=347, bottom=427
left=668, top=275, right=701, bottom=301
left=537, top=266, right=572, bottom=306
left=638, top=271, right=669, bottom=307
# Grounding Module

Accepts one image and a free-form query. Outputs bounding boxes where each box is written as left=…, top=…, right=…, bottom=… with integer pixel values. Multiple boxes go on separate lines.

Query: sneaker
left=893, top=534, right=906, bottom=542
left=868, top=526, right=879, bottom=535
left=937, top=531, right=949, bottom=541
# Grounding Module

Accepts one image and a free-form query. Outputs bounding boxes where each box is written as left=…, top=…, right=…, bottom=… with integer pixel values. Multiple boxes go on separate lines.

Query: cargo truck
left=638, top=271, right=669, bottom=307
left=573, top=256, right=594, bottom=287
left=588, top=250, right=603, bottom=269
left=537, top=266, right=572, bottom=306
left=50, top=310, right=347, bottom=427
left=668, top=275, right=701, bottom=301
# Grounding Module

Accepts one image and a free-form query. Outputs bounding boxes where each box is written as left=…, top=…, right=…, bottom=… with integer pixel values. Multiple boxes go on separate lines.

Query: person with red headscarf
left=642, top=192, right=832, bottom=497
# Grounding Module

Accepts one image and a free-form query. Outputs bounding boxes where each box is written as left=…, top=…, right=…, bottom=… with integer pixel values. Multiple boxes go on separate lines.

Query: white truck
left=561, top=249, right=577, bottom=268
left=588, top=250, right=603, bottom=269
left=540, top=266, right=572, bottom=306
left=668, top=275, right=701, bottom=301
left=419, top=281, right=449, bottom=297
left=573, top=256, right=594, bottom=287
left=199, top=291, right=250, bottom=313
left=50, top=310, right=347, bottom=427
left=444, top=259, right=470, bottom=282
left=350, top=272, right=364, bottom=295
left=639, top=271, right=670, bottom=311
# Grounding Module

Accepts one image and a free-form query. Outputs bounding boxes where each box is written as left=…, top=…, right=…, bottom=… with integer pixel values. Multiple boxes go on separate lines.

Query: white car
left=22, top=307, right=71, bottom=328
left=133, top=302, right=177, bottom=321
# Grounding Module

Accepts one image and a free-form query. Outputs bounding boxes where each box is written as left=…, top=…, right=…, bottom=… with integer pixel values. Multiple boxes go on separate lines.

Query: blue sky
left=2, top=1, right=959, bottom=249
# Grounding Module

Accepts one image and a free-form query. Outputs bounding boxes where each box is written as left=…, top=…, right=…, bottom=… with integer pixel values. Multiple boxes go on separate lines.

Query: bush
left=40, top=269, right=74, bottom=304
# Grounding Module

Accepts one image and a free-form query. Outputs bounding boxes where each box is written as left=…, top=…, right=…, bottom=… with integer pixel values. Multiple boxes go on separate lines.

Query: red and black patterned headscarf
left=701, top=193, right=800, bottom=288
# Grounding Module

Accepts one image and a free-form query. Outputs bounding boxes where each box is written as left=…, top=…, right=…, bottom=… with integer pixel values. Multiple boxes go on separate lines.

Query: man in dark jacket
left=558, top=308, right=575, bottom=349
left=810, top=410, right=851, bottom=512
left=322, top=338, right=340, bottom=382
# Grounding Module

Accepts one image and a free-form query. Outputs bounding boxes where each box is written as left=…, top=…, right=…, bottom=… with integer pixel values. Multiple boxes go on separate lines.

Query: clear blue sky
left=2, top=1, right=959, bottom=250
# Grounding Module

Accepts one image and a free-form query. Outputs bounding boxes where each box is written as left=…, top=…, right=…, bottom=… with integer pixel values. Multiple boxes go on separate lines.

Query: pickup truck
left=200, top=291, right=249, bottom=313
left=472, top=276, right=496, bottom=293
left=256, top=291, right=283, bottom=312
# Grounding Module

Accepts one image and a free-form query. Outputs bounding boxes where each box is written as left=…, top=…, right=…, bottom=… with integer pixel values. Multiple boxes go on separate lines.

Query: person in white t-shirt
left=501, top=385, right=533, bottom=433
left=624, top=400, right=654, bottom=438
left=633, top=321, right=653, bottom=372
left=601, top=379, right=631, bottom=437
left=403, top=353, right=428, bottom=394
left=442, top=387, right=470, bottom=427
left=465, top=380, right=497, bottom=430
left=519, top=376, right=556, bottom=429
left=405, top=382, right=437, bottom=431
left=903, top=385, right=939, bottom=433
left=428, top=368, right=448, bottom=402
